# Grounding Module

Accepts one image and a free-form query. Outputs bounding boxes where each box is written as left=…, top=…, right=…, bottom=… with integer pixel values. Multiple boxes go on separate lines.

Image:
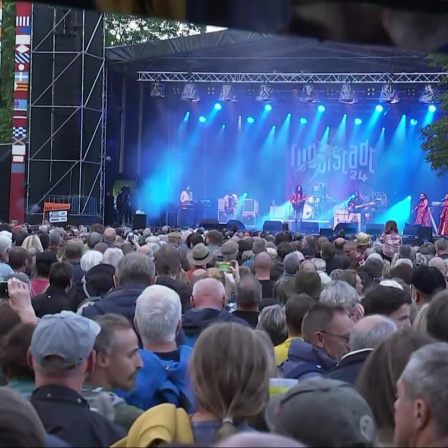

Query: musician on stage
left=180, top=186, right=193, bottom=207
left=224, top=192, right=239, bottom=219
left=438, top=194, right=448, bottom=235
left=290, top=185, right=306, bottom=222
left=414, top=193, right=430, bottom=227
left=347, top=190, right=365, bottom=230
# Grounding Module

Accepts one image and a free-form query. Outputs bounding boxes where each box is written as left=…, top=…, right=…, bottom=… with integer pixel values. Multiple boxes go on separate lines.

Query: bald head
left=300, top=260, right=317, bottom=271
left=138, top=244, right=153, bottom=258
left=191, top=278, right=226, bottom=310
left=334, top=238, right=346, bottom=249
left=349, top=314, right=398, bottom=352
left=103, top=227, right=116, bottom=243
left=215, top=433, right=306, bottom=447
left=428, top=256, right=447, bottom=277
left=254, top=252, right=273, bottom=271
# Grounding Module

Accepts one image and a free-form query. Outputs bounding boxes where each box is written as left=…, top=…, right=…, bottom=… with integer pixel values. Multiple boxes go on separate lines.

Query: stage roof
left=105, top=28, right=436, bottom=75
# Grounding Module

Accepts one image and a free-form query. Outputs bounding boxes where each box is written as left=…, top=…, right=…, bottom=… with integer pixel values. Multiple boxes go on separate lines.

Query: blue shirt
left=0, top=262, right=13, bottom=281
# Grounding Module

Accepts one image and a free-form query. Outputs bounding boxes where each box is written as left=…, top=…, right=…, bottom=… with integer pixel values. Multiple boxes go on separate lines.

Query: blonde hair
left=207, top=268, right=231, bottom=301
left=21, top=235, right=43, bottom=254
left=190, top=323, right=270, bottom=442
left=413, top=303, right=429, bottom=333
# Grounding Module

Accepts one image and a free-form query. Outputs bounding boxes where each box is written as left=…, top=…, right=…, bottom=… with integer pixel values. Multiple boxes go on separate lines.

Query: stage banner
left=286, top=139, right=377, bottom=202
left=9, top=1, right=31, bottom=222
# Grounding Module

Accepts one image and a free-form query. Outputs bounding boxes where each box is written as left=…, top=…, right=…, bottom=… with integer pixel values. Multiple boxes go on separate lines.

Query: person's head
left=385, top=220, right=399, bottom=234
left=411, top=266, right=446, bottom=309
left=283, top=252, right=300, bottom=275
left=277, top=242, right=293, bottom=262
left=135, top=285, right=182, bottom=347
left=426, top=290, right=448, bottom=342
left=236, top=274, right=262, bottom=312
left=48, top=229, right=62, bottom=252
left=343, top=241, right=358, bottom=260
left=103, top=227, right=116, bottom=243
left=114, top=253, right=155, bottom=287
left=285, top=294, right=315, bottom=338
left=302, top=303, right=354, bottom=361
left=64, top=238, right=84, bottom=262
left=8, top=247, right=28, bottom=273
left=354, top=190, right=360, bottom=198
left=334, top=237, right=346, bottom=250
left=419, top=192, right=426, bottom=200
left=49, top=261, right=74, bottom=290
left=215, top=433, right=306, bottom=447
left=435, top=238, right=448, bottom=256
left=0, top=388, right=47, bottom=447
left=296, top=185, right=302, bottom=193
left=390, top=263, right=414, bottom=286
left=299, top=259, right=317, bottom=272
left=349, top=315, right=398, bottom=352
left=294, top=269, right=322, bottom=300
left=221, top=240, right=239, bottom=262
left=186, top=186, right=190, bottom=192
left=80, top=250, right=103, bottom=273
left=206, top=230, right=223, bottom=247
left=191, top=277, right=226, bottom=310
left=190, top=323, right=270, bottom=442
left=364, top=257, right=384, bottom=280
left=363, top=286, right=412, bottom=329
left=256, top=305, right=287, bottom=346
left=398, top=245, right=413, bottom=260
left=395, top=343, right=448, bottom=448
left=253, top=252, right=273, bottom=278
left=0, top=236, right=11, bottom=261
left=87, top=232, right=102, bottom=250
left=92, top=314, right=142, bottom=391
left=339, top=269, right=363, bottom=296
left=321, top=242, right=335, bottom=261
left=265, top=378, right=377, bottom=448
left=154, top=245, right=181, bottom=277
left=412, top=303, right=430, bottom=333
left=28, top=311, right=101, bottom=392
left=428, top=256, right=447, bottom=278
left=355, top=330, right=434, bottom=434
left=102, top=247, right=123, bottom=269
left=319, top=280, right=361, bottom=316
left=0, top=323, right=35, bottom=382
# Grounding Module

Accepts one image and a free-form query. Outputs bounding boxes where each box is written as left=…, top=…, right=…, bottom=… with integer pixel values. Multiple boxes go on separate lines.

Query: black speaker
left=365, top=224, right=384, bottom=235
left=418, top=226, right=433, bottom=242
left=301, top=222, right=319, bottom=234
left=199, top=219, right=221, bottom=230
left=320, top=228, right=333, bottom=238
left=334, top=223, right=357, bottom=235
left=133, top=214, right=147, bottom=229
left=263, top=220, right=283, bottom=233
left=404, top=224, right=420, bottom=236
left=226, top=220, right=246, bottom=231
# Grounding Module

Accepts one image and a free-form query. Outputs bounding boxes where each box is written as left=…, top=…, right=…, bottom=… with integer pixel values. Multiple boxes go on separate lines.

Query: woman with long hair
left=414, top=193, right=430, bottom=227
left=438, top=193, right=448, bottom=235
left=379, top=220, right=402, bottom=261
left=290, top=185, right=306, bottom=223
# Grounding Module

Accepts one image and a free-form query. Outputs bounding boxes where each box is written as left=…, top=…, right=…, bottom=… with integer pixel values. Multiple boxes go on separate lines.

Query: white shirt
left=180, top=190, right=191, bottom=203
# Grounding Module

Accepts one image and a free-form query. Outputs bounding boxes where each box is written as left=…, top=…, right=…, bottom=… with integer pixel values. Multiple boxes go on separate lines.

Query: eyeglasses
left=320, top=331, right=350, bottom=343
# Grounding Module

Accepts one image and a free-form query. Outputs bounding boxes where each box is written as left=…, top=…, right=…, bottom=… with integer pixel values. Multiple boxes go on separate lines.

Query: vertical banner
left=9, top=1, right=31, bottom=222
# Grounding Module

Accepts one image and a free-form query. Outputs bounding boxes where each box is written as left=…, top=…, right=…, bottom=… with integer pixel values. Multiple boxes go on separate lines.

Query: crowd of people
left=1, top=220, right=448, bottom=447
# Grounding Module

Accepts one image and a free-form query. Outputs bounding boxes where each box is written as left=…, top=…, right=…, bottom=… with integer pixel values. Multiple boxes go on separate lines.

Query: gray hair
left=319, top=280, right=361, bottom=308
left=93, top=314, right=134, bottom=355
left=283, top=253, right=300, bottom=275
left=311, top=258, right=326, bottom=272
left=256, top=305, right=287, bottom=346
left=236, top=275, right=262, bottom=307
left=135, top=285, right=182, bottom=344
left=103, top=248, right=124, bottom=269
left=80, top=250, right=103, bottom=273
left=116, top=253, right=155, bottom=286
left=349, top=315, right=398, bottom=351
left=0, top=236, right=11, bottom=256
left=49, top=229, right=62, bottom=247
left=401, top=343, right=448, bottom=437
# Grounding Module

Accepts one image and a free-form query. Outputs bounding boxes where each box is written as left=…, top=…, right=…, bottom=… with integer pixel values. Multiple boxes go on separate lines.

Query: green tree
left=0, top=0, right=16, bottom=144
left=105, top=15, right=205, bottom=47
left=420, top=55, right=448, bottom=176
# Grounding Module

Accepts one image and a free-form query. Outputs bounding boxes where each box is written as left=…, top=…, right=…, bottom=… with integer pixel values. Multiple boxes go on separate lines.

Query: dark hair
left=355, top=330, right=434, bottom=432
left=236, top=275, right=262, bottom=308
left=389, top=264, right=413, bottom=285
left=38, top=233, right=49, bottom=251
left=362, top=286, right=412, bottom=317
left=0, top=323, right=35, bottom=381
left=0, top=302, right=21, bottom=341
left=276, top=242, right=293, bottom=262
left=8, top=247, right=29, bottom=271
left=301, top=303, right=347, bottom=343
left=358, top=271, right=373, bottom=294
left=189, top=233, right=204, bottom=249
left=321, top=242, right=335, bottom=261
left=427, top=290, right=448, bottom=342
left=384, top=220, right=398, bottom=234
left=285, top=294, right=315, bottom=334
left=339, top=269, right=358, bottom=289
left=154, top=245, right=181, bottom=276
left=206, top=230, right=223, bottom=246
left=49, top=262, right=74, bottom=289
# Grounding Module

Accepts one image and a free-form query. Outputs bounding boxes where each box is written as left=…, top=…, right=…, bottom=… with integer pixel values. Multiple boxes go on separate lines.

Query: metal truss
left=28, top=6, right=105, bottom=219
left=137, top=71, right=446, bottom=84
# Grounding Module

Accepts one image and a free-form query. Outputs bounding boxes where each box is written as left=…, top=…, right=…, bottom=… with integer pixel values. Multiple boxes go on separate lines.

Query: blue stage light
left=199, top=116, right=206, bottom=123
left=429, top=104, right=436, bottom=113
left=354, top=118, right=362, bottom=125
left=407, top=196, right=412, bottom=201
left=375, top=105, right=384, bottom=113
left=410, top=119, right=418, bottom=126
left=264, top=104, right=272, bottom=112
left=317, top=105, right=325, bottom=112
left=300, top=118, right=308, bottom=125
left=247, top=116, right=255, bottom=124
left=214, top=103, right=222, bottom=111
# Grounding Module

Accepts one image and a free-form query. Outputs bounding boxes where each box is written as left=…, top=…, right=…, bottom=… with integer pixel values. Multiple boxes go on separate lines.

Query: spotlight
left=300, top=84, right=318, bottom=103
left=317, top=105, right=325, bottom=112
left=183, top=112, right=190, bottom=121
left=379, top=83, right=399, bottom=104
left=256, top=85, right=275, bottom=103
left=264, top=104, right=272, bottom=112
left=214, top=103, right=222, bottom=111
left=247, top=116, right=255, bottom=124
left=375, top=105, right=384, bottom=113
left=150, top=82, right=165, bottom=98
left=354, top=118, right=362, bottom=125
left=181, top=83, right=200, bottom=102
left=339, top=83, right=358, bottom=104
left=219, top=84, right=237, bottom=102
left=410, top=119, right=418, bottom=126
left=429, top=104, right=437, bottom=113
left=407, top=196, right=412, bottom=201
left=419, top=85, right=437, bottom=104
left=300, top=118, right=308, bottom=124
left=222, top=124, right=226, bottom=129
left=199, top=116, right=206, bottom=123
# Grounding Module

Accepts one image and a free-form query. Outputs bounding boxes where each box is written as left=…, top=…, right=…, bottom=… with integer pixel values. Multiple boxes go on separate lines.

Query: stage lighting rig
left=339, top=83, right=358, bottom=104
left=219, top=84, right=237, bottom=102
left=256, top=84, right=275, bottom=103
left=300, top=84, right=318, bottom=103
left=379, top=84, right=399, bottom=104
left=419, top=85, right=438, bottom=104
left=181, top=83, right=200, bottom=102
left=150, top=82, right=165, bottom=98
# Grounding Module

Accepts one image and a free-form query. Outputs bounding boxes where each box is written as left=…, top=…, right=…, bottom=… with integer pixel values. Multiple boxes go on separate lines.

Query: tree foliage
left=105, top=15, right=206, bottom=47
left=0, top=0, right=15, bottom=144
left=420, top=55, right=448, bottom=177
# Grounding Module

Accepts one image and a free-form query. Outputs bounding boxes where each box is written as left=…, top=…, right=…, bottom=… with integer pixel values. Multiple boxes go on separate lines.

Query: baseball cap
left=412, top=266, right=446, bottom=296
left=31, top=311, right=100, bottom=369
left=357, top=232, right=372, bottom=246
left=265, top=378, right=377, bottom=447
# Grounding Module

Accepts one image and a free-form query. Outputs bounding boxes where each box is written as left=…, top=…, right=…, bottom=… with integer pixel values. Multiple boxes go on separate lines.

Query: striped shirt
left=379, top=232, right=402, bottom=258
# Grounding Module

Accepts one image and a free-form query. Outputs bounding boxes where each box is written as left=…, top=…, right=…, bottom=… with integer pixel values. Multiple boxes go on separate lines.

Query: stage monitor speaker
left=320, top=228, right=333, bottom=238
left=418, top=226, right=433, bottom=242
left=226, top=220, right=246, bottom=231
left=404, top=224, right=420, bottom=236
left=334, top=223, right=357, bottom=235
left=263, top=220, right=283, bottom=233
left=133, top=214, right=147, bottom=229
left=301, top=222, right=319, bottom=234
left=200, top=219, right=221, bottom=231
left=365, top=224, right=384, bottom=235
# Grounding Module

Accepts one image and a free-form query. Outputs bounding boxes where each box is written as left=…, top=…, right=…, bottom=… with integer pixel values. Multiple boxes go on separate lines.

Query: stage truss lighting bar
left=137, top=72, right=445, bottom=84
